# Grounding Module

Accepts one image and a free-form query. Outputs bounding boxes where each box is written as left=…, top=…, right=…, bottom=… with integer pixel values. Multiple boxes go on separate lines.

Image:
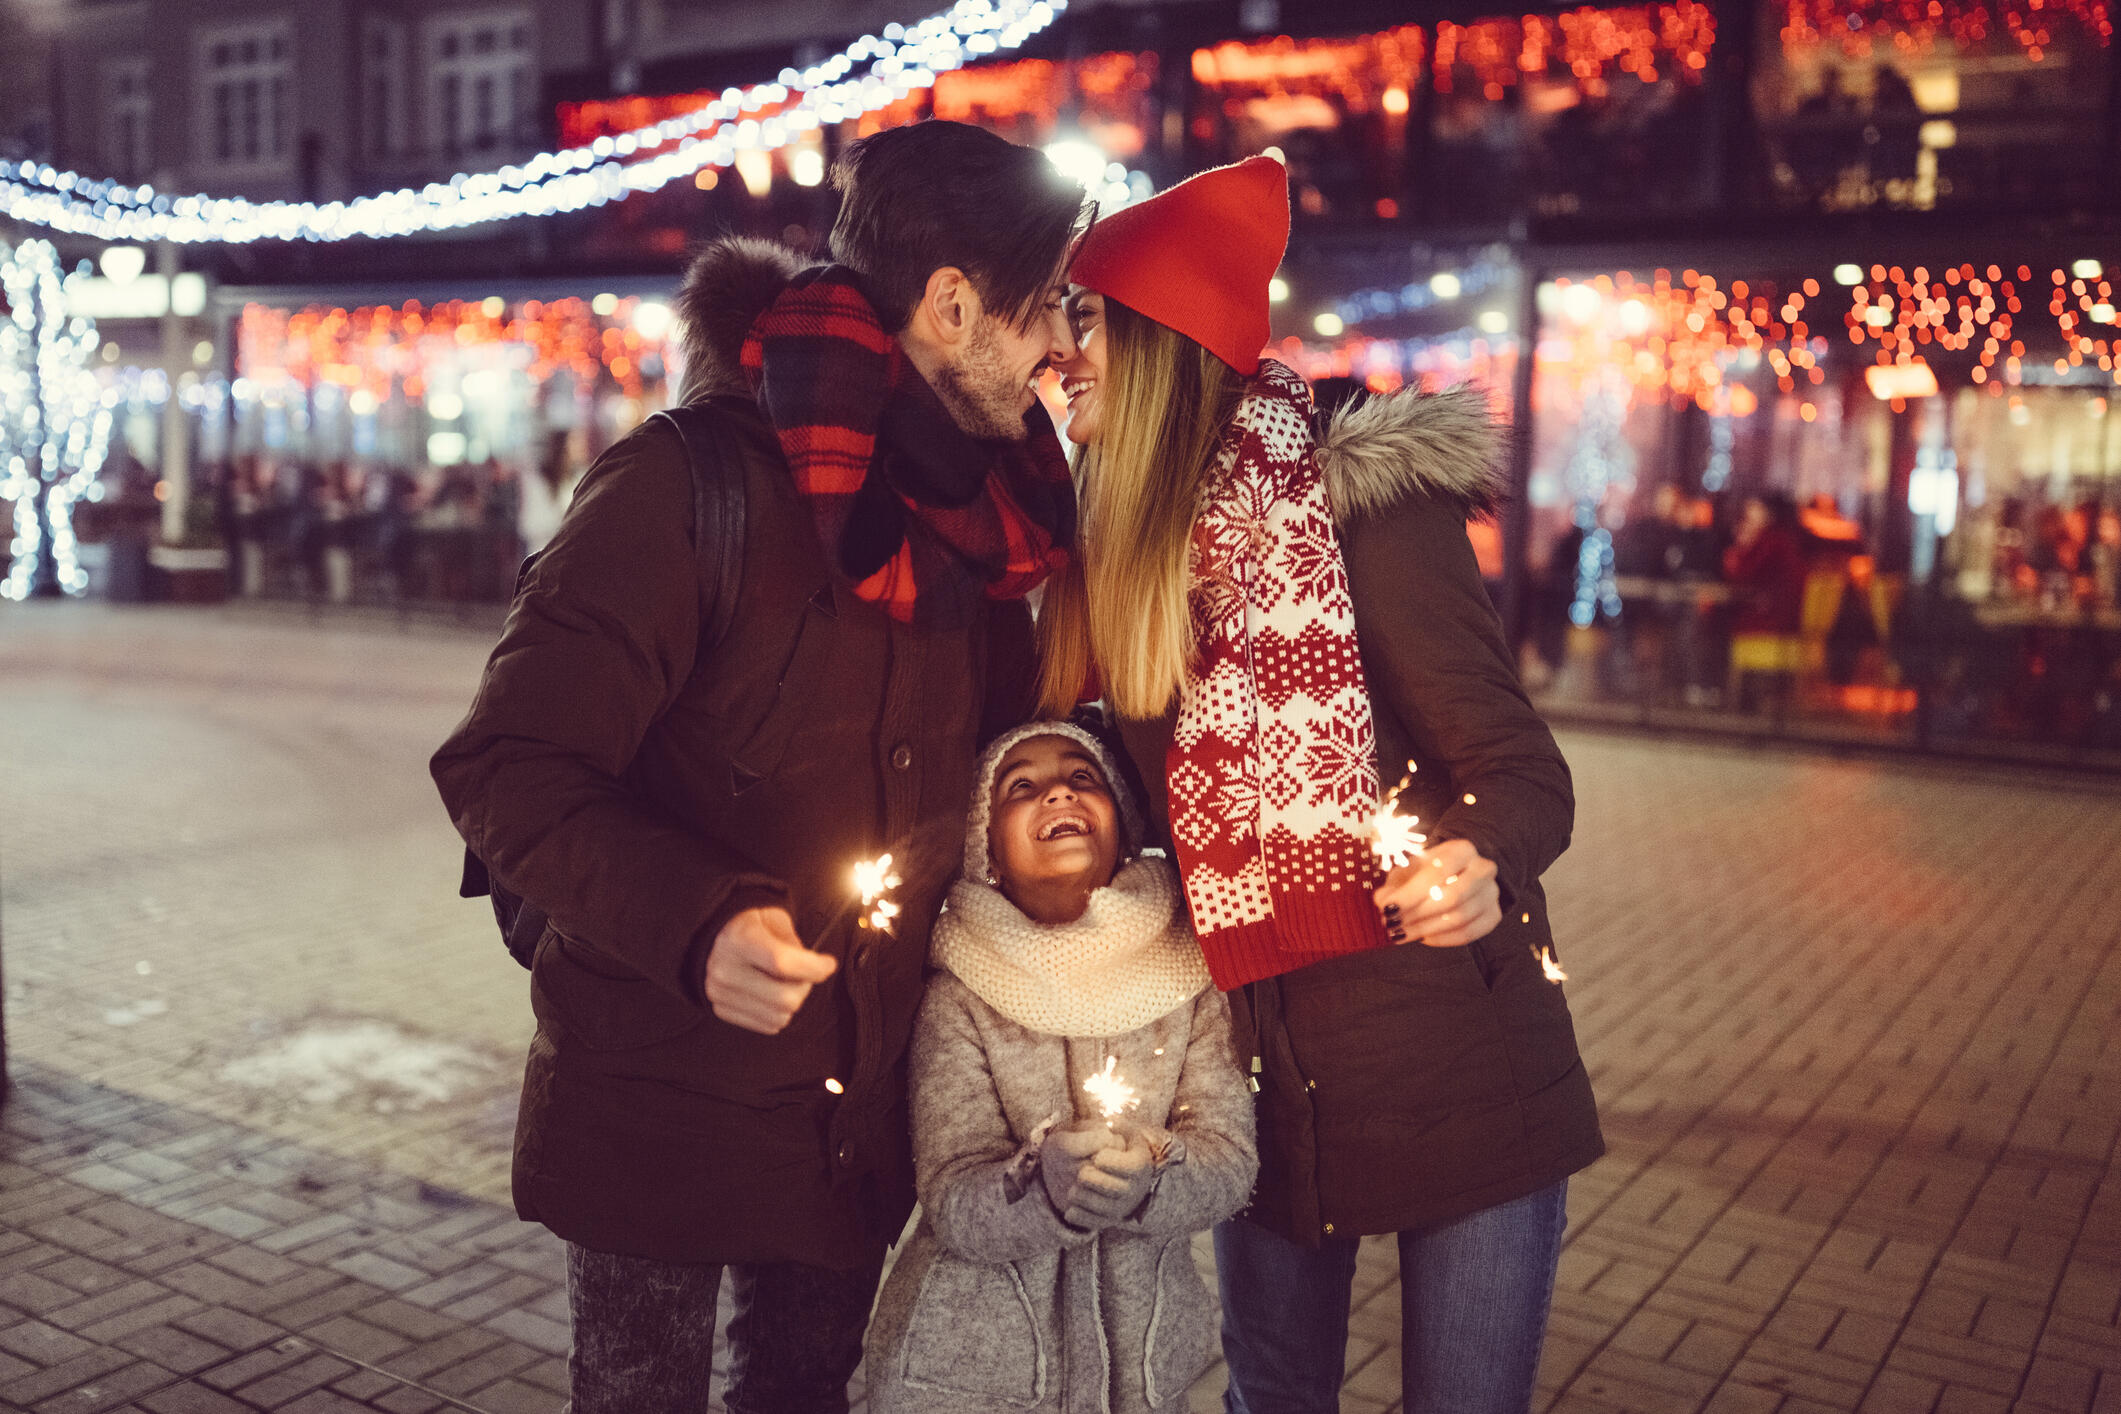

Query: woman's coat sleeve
left=1340, top=490, right=1575, bottom=911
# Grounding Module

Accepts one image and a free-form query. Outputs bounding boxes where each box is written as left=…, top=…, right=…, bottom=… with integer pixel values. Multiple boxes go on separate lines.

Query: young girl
left=864, top=721, right=1257, bottom=1414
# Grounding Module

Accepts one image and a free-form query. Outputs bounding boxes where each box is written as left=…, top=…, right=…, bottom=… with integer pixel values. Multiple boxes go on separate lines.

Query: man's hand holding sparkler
left=704, top=906, right=837, bottom=1035
left=1374, top=838, right=1502, bottom=950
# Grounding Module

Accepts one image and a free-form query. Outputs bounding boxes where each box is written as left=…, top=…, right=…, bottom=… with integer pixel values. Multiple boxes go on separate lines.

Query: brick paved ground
left=2, top=602, right=2119, bottom=1413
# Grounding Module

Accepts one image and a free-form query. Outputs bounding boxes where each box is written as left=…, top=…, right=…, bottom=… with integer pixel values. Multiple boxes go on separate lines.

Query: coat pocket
left=900, top=1255, right=1046, bottom=1407
left=530, top=932, right=706, bottom=1052
left=1143, top=1236, right=1217, bottom=1407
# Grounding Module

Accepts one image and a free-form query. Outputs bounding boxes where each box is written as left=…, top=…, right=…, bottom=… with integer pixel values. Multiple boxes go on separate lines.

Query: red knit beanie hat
left=1069, top=152, right=1290, bottom=376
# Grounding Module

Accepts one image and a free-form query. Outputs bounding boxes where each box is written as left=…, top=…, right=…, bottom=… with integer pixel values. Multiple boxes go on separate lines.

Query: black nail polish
left=1383, top=903, right=1401, bottom=920
left=1387, top=927, right=1405, bottom=943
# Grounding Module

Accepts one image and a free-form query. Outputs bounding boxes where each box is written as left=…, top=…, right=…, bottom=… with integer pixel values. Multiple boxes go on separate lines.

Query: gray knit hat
left=963, top=721, right=1144, bottom=885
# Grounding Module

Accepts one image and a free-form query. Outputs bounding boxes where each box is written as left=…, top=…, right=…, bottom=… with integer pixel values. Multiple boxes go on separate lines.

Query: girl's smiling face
left=988, top=733, right=1121, bottom=923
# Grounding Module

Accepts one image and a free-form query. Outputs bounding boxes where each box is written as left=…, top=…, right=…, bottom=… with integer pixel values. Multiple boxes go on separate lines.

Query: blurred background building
left=1, top=0, right=2117, bottom=769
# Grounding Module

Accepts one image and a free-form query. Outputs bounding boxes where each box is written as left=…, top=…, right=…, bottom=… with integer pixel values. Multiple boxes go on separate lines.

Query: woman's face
left=1055, top=288, right=1109, bottom=447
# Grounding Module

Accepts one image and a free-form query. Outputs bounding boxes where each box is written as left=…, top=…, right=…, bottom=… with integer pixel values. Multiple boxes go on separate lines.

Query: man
left=431, top=121, right=1088, bottom=1413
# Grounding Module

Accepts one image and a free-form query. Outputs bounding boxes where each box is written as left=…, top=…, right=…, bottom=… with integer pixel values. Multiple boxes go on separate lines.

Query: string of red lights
left=1779, top=0, right=2112, bottom=59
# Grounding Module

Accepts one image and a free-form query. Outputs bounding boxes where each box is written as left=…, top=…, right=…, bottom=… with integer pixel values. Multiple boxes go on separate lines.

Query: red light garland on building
left=1842, top=262, right=2119, bottom=389
left=1432, top=3, right=1716, bottom=99
left=1780, top=0, right=2112, bottom=59
left=1546, top=270, right=1820, bottom=412
left=1193, top=24, right=1427, bottom=110
left=1190, top=6, right=1715, bottom=107
left=932, top=51, right=1157, bottom=141
left=238, top=297, right=674, bottom=405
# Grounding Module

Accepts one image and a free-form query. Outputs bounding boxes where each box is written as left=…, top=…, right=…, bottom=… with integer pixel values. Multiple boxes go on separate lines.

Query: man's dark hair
left=830, top=120, right=1093, bottom=333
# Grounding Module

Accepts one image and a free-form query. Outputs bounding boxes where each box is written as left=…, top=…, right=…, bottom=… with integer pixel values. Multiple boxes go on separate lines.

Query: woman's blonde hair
left=1036, top=300, right=1247, bottom=720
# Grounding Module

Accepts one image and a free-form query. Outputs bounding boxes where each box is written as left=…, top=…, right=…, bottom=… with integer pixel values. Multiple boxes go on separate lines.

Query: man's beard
left=932, top=317, right=1031, bottom=441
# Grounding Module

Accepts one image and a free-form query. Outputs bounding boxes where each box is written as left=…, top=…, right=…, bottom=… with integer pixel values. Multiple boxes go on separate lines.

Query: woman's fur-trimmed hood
left=1315, top=383, right=1507, bottom=523
left=674, top=236, right=814, bottom=401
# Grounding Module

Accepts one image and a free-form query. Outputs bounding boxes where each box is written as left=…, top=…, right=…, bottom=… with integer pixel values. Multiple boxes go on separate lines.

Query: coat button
left=837, top=1142, right=855, bottom=1167
left=1322, top=1222, right=1335, bottom=1235
left=890, top=744, right=913, bottom=771
left=1305, top=1080, right=1316, bottom=1092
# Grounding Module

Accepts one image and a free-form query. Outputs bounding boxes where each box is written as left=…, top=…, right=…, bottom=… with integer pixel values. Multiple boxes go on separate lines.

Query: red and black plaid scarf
left=739, top=266, right=1073, bottom=626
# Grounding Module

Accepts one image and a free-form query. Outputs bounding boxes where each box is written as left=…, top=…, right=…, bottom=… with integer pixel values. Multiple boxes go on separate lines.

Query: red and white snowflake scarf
left=1168, top=359, right=1391, bottom=990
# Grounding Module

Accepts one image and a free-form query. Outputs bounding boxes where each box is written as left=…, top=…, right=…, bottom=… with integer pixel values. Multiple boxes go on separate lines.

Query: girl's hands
left=1373, top=838, right=1501, bottom=949
left=1040, top=1121, right=1118, bottom=1216
left=1061, top=1125, right=1158, bottom=1229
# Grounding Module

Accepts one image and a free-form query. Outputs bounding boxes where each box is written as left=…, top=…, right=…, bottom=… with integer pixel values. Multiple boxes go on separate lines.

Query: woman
left=1037, top=153, right=1603, bottom=1413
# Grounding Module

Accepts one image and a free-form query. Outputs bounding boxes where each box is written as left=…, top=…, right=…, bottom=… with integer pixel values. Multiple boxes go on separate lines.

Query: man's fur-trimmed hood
left=1315, top=383, right=1506, bottom=523
left=674, top=236, right=814, bottom=402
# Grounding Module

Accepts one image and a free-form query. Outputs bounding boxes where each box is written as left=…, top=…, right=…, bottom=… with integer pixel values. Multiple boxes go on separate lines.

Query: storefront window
left=1514, top=263, right=2121, bottom=762
left=1756, top=0, right=2113, bottom=211
left=189, top=296, right=679, bottom=606
left=1190, top=25, right=1425, bottom=220
left=1186, top=5, right=1717, bottom=224
left=1431, top=4, right=1717, bottom=220
left=930, top=51, right=1157, bottom=154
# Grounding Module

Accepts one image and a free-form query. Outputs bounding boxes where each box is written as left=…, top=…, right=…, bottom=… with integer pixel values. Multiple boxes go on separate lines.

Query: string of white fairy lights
left=0, top=0, right=1068, bottom=245
left=2, top=238, right=116, bottom=600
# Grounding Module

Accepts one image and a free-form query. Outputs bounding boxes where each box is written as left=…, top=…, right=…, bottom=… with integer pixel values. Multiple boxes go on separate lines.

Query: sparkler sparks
left=853, top=852, right=903, bottom=933
left=1366, top=761, right=1427, bottom=870
left=1082, top=1056, right=1140, bottom=1124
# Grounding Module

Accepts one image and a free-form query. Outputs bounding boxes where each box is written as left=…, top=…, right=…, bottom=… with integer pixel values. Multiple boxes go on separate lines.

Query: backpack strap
left=652, top=398, right=748, bottom=651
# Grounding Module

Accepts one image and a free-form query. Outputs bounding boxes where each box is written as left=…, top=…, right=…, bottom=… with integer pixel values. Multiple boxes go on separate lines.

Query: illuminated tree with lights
left=1, top=237, right=114, bottom=600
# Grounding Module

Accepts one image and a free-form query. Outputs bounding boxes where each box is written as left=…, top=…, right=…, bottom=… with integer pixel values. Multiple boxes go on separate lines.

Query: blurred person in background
left=1724, top=491, right=1808, bottom=714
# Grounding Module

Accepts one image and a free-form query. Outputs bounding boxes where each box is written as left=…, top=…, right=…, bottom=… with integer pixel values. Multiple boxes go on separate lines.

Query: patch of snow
left=221, top=1020, right=499, bottom=1109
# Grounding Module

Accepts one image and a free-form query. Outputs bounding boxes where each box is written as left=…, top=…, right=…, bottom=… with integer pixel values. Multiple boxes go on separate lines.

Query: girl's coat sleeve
left=911, top=976, right=1096, bottom=1263
left=1117, top=989, right=1258, bottom=1236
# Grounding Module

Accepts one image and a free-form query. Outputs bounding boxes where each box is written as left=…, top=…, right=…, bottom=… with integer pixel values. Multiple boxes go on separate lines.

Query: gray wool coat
left=864, top=974, right=1258, bottom=1414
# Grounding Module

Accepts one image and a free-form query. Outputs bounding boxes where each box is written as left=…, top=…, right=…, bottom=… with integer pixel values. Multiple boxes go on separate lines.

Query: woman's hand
left=1373, top=838, right=1501, bottom=949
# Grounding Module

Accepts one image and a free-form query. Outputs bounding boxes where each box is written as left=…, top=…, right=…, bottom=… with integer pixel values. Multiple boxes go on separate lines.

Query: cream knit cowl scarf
left=932, top=721, right=1212, bottom=1038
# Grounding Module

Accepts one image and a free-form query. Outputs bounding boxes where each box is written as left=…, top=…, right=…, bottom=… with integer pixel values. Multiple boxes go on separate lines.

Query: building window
left=426, top=9, right=534, bottom=158
left=103, top=57, right=153, bottom=180
left=363, top=19, right=409, bottom=161
left=195, top=20, right=293, bottom=172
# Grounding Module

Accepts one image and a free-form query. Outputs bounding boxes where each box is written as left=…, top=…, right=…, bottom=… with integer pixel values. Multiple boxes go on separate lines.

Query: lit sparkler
left=1534, top=946, right=1568, bottom=984
left=1366, top=761, right=1427, bottom=870
left=853, top=852, right=903, bottom=933
left=1082, top=1055, right=1139, bottom=1125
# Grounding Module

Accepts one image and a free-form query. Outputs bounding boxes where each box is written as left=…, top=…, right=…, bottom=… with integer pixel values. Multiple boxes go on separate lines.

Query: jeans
left=1216, top=1180, right=1568, bottom=1414
left=565, top=1242, right=885, bottom=1414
